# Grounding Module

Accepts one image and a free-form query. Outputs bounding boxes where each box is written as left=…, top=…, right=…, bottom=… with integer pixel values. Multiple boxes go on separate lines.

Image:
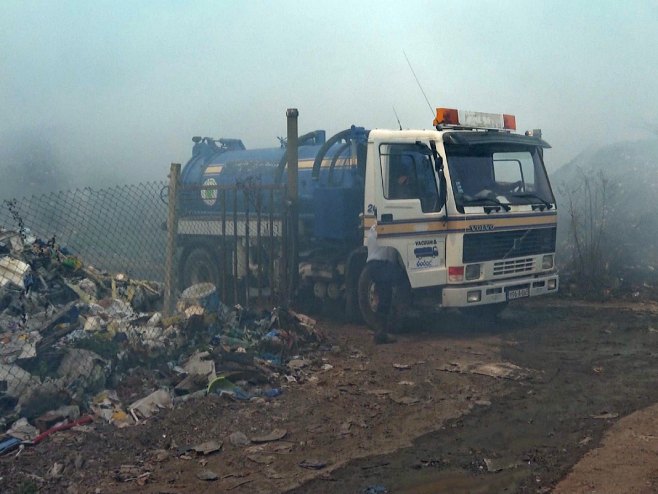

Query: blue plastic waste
left=263, top=388, right=283, bottom=398
left=0, top=437, right=21, bottom=455
left=362, top=486, right=388, bottom=494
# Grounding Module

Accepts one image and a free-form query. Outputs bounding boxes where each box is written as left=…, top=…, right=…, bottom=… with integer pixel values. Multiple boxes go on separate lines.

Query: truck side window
left=493, top=152, right=536, bottom=192
left=380, top=144, right=441, bottom=213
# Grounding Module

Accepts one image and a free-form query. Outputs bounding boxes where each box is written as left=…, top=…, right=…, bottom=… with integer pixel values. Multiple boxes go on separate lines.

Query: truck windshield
left=444, top=143, right=554, bottom=211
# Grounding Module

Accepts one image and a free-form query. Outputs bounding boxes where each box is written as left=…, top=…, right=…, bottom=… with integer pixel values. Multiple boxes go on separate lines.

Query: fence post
left=163, top=163, right=181, bottom=317
left=286, top=108, right=299, bottom=304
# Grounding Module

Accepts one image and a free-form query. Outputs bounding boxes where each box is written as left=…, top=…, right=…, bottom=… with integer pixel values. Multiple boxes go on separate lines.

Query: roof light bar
left=433, top=108, right=516, bottom=131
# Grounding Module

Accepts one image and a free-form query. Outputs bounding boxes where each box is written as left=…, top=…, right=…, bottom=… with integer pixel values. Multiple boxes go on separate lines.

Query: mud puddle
left=289, top=303, right=658, bottom=493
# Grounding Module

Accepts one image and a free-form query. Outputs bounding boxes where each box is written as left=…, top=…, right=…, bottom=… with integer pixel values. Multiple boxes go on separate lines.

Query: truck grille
left=493, top=258, right=534, bottom=276
left=463, top=227, right=556, bottom=263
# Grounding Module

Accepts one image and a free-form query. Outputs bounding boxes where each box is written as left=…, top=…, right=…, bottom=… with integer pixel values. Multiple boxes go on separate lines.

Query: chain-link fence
left=0, top=173, right=298, bottom=433
left=1, top=182, right=168, bottom=281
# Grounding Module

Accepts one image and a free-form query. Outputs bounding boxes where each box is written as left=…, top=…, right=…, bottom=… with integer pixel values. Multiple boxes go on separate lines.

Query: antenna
left=404, top=50, right=434, bottom=117
left=393, top=106, right=402, bottom=130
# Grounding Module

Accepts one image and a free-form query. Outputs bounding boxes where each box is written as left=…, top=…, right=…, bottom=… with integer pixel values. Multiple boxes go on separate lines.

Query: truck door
left=370, top=141, right=446, bottom=287
left=374, top=142, right=443, bottom=223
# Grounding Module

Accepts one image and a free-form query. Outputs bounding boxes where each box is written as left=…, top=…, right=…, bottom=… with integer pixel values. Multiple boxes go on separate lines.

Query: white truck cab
left=362, top=108, right=558, bottom=315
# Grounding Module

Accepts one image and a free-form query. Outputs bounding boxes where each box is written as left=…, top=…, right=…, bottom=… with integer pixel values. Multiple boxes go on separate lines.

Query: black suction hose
left=311, top=128, right=353, bottom=181
left=327, top=141, right=351, bottom=186
left=274, top=130, right=324, bottom=183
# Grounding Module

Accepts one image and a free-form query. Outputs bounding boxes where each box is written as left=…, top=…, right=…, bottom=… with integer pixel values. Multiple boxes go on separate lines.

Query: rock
left=196, top=469, right=218, bottom=481
left=366, top=389, right=392, bottom=396
left=299, top=458, right=327, bottom=470
left=339, top=421, right=352, bottom=436
left=483, top=457, right=522, bottom=472
left=579, top=436, right=593, bottom=446
left=115, top=464, right=141, bottom=482
left=287, top=359, right=308, bottom=370
left=247, top=454, right=276, bottom=465
left=192, top=440, right=223, bottom=455
left=49, top=462, right=65, bottom=478
left=251, top=428, right=287, bottom=443
left=390, top=396, right=420, bottom=405
left=149, top=449, right=169, bottom=462
left=229, top=431, right=250, bottom=446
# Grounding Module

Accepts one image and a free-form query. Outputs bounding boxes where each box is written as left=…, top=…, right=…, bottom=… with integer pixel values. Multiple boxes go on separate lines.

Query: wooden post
left=163, top=163, right=181, bottom=317
left=286, top=108, right=299, bottom=304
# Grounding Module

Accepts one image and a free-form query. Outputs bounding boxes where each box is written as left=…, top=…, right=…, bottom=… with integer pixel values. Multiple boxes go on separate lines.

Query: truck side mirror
left=439, top=170, right=447, bottom=209
left=434, top=154, right=443, bottom=173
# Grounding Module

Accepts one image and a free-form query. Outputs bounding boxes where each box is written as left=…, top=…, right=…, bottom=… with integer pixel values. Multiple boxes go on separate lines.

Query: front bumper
left=441, top=272, right=559, bottom=307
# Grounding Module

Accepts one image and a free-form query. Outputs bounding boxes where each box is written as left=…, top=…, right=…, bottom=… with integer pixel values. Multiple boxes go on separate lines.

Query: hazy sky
left=2, top=0, right=657, bottom=186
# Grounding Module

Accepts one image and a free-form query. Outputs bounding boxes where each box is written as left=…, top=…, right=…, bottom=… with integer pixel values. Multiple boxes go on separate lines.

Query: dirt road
left=3, top=298, right=658, bottom=493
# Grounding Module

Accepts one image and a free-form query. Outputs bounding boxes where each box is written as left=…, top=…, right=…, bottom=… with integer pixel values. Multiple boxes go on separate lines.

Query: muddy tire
left=179, top=246, right=220, bottom=291
left=357, top=263, right=390, bottom=332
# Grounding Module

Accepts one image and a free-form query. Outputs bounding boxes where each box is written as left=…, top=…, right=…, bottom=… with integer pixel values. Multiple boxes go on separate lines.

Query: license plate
left=507, top=286, right=530, bottom=300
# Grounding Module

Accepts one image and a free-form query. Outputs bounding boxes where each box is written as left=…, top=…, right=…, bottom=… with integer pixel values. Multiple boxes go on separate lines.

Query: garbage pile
left=0, top=228, right=324, bottom=454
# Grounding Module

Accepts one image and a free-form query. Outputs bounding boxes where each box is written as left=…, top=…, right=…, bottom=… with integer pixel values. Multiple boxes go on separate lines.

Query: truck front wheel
left=179, top=246, right=220, bottom=292
left=357, top=263, right=390, bottom=332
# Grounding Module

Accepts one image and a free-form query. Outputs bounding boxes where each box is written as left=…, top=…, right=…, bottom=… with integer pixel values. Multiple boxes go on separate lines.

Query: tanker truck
left=175, top=108, right=558, bottom=329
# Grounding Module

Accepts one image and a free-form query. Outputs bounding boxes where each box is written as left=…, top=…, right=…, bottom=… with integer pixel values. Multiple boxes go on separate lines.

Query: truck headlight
left=467, top=290, right=481, bottom=303
left=542, top=255, right=554, bottom=270
left=548, top=278, right=557, bottom=290
left=465, top=264, right=481, bottom=280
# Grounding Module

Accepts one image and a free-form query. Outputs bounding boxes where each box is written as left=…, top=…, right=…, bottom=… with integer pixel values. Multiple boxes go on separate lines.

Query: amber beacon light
left=433, top=108, right=516, bottom=131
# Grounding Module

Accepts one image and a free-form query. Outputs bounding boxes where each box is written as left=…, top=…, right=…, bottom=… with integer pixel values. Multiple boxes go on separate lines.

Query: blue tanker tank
left=179, top=127, right=369, bottom=242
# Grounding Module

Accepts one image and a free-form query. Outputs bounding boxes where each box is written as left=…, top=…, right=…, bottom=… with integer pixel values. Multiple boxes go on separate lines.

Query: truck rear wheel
left=179, top=246, right=220, bottom=292
left=357, top=263, right=390, bottom=332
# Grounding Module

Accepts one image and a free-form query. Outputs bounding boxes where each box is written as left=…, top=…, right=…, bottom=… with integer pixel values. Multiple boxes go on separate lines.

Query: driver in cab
left=390, top=155, right=417, bottom=199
